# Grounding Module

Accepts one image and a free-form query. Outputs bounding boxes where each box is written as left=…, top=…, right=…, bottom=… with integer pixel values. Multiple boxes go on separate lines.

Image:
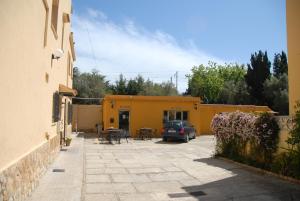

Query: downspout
left=63, top=98, right=67, bottom=144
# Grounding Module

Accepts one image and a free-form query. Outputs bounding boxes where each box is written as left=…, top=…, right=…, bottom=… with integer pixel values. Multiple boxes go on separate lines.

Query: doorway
left=119, top=110, right=130, bottom=132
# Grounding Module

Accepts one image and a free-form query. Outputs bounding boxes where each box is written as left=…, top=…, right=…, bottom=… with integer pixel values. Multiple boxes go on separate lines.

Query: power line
left=83, top=21, right=99, bottom=70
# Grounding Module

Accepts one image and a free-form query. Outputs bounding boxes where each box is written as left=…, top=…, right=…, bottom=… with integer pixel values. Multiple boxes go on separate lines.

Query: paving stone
left=152, top=192, right=199, bottom=201
left=86, top=168, right=105, bottom=175
left=134, top=181, right=184, bottom=193
left=84, top=193, right=117, bottom=201
left=86, top=183, right=136, bottom=194
left=127, top=167, right=164, bottom=174
left=118, top=193, right=157, bottom=201
left=104, top=168, right=128, bottom=174
left=148, top=172, right=193, bottom=182
left=162, top=166, right=182, bottom=172
left=111, top=174, right=151, bottom=183
left=86, top=163, right=105, bottom=169
left=86, top=174, right=111, bottom=183
left=26, top=135, right=300, bottom=201
left=179, top=179, right=203, bottom=187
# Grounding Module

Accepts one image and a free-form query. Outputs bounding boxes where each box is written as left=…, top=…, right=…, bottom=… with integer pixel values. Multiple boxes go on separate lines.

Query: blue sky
left=72, top=0, right=286, bottom=92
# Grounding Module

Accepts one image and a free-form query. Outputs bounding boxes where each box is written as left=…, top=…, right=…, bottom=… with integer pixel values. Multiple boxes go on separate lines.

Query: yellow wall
left=103, top=95, right=201, bottom=138
left=0, top=0, right=75, bottom=170
left=286, top=0, right=300, bottom=114
left=102, top=95, right=272, bottom=137
left=72, top=105, right=103, bottom=132
left=199, top=104, right=272, bottom=134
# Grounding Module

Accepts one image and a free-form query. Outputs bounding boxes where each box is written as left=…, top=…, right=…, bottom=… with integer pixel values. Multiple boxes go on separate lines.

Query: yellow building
left=103, top=95, right=201, bottom=137
left=0, top=0, right=76, bottom=200
left=286, top=0, right=300, bottom=114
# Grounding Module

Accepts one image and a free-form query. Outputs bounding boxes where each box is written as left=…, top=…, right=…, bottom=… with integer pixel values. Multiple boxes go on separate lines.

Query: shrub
left=211, top=111, right=258, bottom=160
left=287, top=101, right=300, bottom=149
left=272, top=152, right=300, bottom=179
left=273, top=101, right=300, bottom=179
left=211, top=111, right=279, bottom=168
left=253, top=113, right=280, bottom=168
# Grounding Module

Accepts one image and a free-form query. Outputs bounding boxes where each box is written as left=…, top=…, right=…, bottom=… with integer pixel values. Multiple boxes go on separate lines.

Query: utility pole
left=175, top=71, right=178, bottom=91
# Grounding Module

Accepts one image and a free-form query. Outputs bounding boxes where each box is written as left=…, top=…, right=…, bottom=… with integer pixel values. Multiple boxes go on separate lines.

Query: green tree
left=219, top=80, right=251, bottom=104
left=186, top=62, right=246, bottom=104
left=110, top=75, right=178, bottom=96
left=273, top=51, right=288, bottom=78
left=111, top=74, right=127, bottom=95
left=187, top=63, right=223, bottom=103
left=263, top=73, right=289, bottom=115
left=245, top=50, right=271, bottom=105
left=73, top=68, right=108, bottom=104
left=126, top=75, right=144, bottom=95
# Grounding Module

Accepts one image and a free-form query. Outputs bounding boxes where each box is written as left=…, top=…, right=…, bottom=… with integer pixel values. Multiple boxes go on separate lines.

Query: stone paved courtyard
left=81, top=135, right=300, bottom=201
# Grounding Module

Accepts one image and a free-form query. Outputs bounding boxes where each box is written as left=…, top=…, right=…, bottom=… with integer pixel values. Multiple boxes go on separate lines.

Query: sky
left=72, top=0, right=287, bottom=92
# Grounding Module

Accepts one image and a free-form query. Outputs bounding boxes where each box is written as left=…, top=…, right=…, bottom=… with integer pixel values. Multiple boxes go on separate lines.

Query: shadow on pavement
left=178, top=157, right=300, bottom=201
left=155, top=140, right=184, bottom=144
left=75, top=132, right=98, bottom=139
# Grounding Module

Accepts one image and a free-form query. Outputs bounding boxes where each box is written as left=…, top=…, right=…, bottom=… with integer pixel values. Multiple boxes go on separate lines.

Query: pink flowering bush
left=211, top=111, right=279, bottom=168
left=211, top=111, right=257, bottom=143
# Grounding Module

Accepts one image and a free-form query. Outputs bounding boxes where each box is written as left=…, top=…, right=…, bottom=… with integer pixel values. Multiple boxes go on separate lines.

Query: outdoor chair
left=120, top=130, right=130, bottom=143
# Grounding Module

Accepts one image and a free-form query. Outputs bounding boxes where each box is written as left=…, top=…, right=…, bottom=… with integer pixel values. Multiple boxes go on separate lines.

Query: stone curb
left=217, top=156, right=300, bottom=185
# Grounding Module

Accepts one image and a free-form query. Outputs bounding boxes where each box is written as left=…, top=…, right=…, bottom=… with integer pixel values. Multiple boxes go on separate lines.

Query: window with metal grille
left=52, top=92, right=60, bottom=122
left=163, top=110, right=189, bottom=121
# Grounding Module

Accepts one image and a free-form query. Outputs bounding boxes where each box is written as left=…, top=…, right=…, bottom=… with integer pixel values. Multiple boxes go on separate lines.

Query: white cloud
left=73, top=9, right=225, bottom=92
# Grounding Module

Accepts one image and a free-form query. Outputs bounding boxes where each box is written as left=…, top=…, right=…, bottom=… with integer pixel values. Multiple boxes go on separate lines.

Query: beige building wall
left=72, top=105, right=103, bottom=132
left=286, top=0, right=300, bottom=114
left=0, top=0, right=75, bottom=199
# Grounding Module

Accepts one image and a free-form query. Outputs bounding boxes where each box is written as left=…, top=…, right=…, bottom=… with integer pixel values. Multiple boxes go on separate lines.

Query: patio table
left=100, top=128, right=123, bottom=144
left=138, top=127, right=153, bottom=140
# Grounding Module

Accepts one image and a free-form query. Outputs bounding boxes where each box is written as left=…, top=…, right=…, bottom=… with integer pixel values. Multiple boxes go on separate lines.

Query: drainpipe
left=63, top=99, right=67, bottom=144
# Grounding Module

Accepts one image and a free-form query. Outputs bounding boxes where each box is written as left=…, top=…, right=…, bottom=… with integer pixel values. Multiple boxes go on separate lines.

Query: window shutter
left=67, top=102, right=72, bottom=125
left=52, top=92, right=60, bottom=122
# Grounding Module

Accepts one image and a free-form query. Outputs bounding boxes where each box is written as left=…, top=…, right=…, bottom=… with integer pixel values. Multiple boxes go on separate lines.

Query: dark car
left=161, top=120, right=196, bottom=142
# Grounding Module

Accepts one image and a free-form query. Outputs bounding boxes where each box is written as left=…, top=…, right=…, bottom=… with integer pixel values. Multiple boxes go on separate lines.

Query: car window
left=165, top=121, right=181, bottom=129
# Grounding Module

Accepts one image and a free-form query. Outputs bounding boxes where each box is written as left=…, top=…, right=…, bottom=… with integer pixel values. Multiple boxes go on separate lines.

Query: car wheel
left=184, top=134, right=189, bottom=143
left=163, top=137, right=167, bottom=142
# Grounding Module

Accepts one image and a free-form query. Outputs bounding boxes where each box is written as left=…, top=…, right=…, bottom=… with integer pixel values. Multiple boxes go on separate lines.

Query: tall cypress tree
left=273, top=51, right=288, bottom=78
left=245, top=50, right=271, bottom=105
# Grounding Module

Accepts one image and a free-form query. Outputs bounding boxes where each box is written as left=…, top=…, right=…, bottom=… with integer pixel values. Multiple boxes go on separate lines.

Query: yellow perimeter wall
left=199, top=104, right=271, bottom=134
left=286, top=0, right=300, bottom=115
left=102, top=95, right=272, bottom=137
left=72, top=104, right=102, bottom=132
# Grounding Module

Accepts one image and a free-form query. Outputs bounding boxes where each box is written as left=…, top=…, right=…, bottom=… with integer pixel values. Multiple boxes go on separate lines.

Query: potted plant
left=65, top=137, right=72, bottom=146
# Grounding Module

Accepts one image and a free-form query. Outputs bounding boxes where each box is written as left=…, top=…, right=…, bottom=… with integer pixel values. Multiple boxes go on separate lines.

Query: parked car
left=161, top=120, right=196, bottom=142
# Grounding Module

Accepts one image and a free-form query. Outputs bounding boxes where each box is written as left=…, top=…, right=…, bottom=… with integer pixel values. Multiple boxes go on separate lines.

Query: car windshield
left=164, top=121, right=181, bottom=129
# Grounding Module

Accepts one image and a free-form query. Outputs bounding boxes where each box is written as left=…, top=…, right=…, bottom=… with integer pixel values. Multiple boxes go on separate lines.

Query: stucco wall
left=287, top=0, right=300, bottom=114
left=72, top=105, right=103, bottom=132
left=198, top=104, right=272, bottom=134
left=102, top=95, right=201, bottom=138
left=0, top=0, right=75, bottom=170
left=0, top=1, right=75, bottom=198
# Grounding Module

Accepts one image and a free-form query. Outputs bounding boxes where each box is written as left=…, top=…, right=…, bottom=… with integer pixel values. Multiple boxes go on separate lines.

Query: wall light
left=52, top=48, right=64, bottom=60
